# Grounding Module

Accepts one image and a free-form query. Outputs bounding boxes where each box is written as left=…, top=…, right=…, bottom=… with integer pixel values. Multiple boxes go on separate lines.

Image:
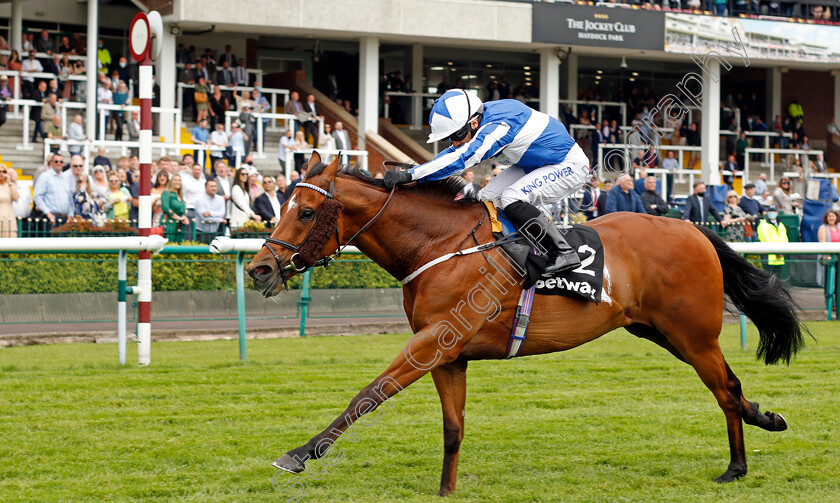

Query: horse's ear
left=307, top=151, right=322, bottom=171
left=320, top=155, right=341, bottom=181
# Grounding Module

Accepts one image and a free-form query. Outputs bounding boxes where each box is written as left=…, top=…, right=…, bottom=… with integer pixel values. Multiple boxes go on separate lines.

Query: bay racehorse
left=247, top=153, right=806, bottom=495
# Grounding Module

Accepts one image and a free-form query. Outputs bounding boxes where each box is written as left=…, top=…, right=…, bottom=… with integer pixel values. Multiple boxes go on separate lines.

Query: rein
left=259, top=180, right=397, bottom=294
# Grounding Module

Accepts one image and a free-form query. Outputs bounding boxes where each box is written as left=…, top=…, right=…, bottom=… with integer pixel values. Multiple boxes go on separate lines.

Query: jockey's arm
left=410, top=122, right=510, bottom=182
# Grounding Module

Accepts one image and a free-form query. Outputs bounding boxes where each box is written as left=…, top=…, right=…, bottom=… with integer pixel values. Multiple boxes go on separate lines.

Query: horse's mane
left=306, top=162, right=481, bottom=206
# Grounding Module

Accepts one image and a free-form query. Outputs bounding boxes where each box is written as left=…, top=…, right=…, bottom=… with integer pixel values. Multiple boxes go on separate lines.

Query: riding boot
left=504, top=201, right=581, bottom=274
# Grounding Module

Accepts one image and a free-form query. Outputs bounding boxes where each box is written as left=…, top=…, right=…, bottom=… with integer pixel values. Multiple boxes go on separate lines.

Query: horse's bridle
left=259, top=179, right=397, bottom=295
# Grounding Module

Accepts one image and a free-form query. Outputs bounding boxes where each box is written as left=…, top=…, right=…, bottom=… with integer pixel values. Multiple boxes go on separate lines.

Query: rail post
left=236, top=251, right=247, bottom=360
left=118, top=250, right=128, bottom=365
left=298, top=269, right=311, bottom=336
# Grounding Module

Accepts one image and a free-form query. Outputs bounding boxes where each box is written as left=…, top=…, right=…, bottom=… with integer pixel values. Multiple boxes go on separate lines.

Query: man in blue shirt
left=605, top=174, right=646, bottom=214
left=738, top=183, right=764, bottom=217
left=191, top=119, right=211, bottom=169
left=383, top=89, right=590, bottom=273
left=33, top=152, right=73, bottom=230
left=194, top=179, right=227, bottom=243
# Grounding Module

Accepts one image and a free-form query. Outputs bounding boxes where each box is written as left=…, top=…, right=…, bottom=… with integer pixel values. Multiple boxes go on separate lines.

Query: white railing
left=720, top=130, right=793, bottom=164
left=176, top=82, right=289, bottom=130
left=5, top=98, right=43, bottom=150
left=596, top=142, right=703, bottom=184
left=44, top=139, right=228, bottom=170
left=223, top=110, right=324, bottom=160
left=560, top=99, right=627, bottom=127
left=96, top=103, right=182, bottom=145
left=282, top=148, right=368, bottom=182
left=743, top=148, right=824, bottom=188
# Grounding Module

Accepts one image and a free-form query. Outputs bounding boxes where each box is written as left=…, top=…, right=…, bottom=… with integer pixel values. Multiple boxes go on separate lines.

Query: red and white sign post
left=130, top=11, right=162, bottom=365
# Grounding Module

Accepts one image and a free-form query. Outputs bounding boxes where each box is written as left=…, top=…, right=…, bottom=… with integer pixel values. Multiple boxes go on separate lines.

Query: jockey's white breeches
left=479, top=142, right=590, bottom=209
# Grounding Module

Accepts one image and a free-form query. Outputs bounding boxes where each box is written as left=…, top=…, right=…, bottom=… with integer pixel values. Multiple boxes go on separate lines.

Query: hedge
left=0, top=249, right=400, bottom=295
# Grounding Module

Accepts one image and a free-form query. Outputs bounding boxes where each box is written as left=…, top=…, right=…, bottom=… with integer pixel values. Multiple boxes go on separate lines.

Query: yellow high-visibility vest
left=757, top=220, right=788, bottom=265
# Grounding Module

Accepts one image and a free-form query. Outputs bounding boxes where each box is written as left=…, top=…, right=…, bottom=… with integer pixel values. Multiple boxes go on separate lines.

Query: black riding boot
left=505, top=201, right=581, bottom=274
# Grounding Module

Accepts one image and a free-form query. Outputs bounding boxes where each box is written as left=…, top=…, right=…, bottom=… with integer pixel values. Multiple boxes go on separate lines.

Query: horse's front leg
left=431, top=358, right=468, bottom=496
left=272, top=326, right=463, bottom=473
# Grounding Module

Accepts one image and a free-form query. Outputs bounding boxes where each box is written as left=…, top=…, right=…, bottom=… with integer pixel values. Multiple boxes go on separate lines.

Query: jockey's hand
left=383, top=169, right=413, bottom=190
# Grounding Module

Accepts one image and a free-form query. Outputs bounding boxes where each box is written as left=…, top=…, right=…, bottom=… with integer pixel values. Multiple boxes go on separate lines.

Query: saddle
left=483, top=201, right=605, bottom=303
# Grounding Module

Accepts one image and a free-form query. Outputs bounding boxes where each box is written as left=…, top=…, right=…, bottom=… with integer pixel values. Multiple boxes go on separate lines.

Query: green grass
left=1, top=323, right=838, bottom=502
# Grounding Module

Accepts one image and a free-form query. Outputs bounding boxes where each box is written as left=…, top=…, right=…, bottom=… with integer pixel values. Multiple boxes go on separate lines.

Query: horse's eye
left=299, top=208, right=315, bottom=221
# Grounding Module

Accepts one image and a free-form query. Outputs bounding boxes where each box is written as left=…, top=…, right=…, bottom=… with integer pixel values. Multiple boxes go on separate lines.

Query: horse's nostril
left=250, top=265, right=273, bottom=279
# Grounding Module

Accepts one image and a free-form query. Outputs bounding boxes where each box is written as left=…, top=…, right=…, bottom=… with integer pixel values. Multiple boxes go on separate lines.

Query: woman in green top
left=195, top=76, right=211, bottom=123
left=161, top=174, right=189, bottom=243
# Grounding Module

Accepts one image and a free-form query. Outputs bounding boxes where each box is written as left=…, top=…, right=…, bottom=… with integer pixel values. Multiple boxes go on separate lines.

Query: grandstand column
left=566, top=52, right=578, bottom=108
left=156, top=27, right=177, bottom=143
left=770, top=68, right=782, bottom=122
left=700, top=58, right=721, bottom=185
left=539, top=47, right=559, bottom=119
left=834, top=71, right=840, bottom=126
left=85, top=0, right=98, bottom=141
left=10, top=0, right=22, bottom=54
left=358, top=36, right=379, bottom=147
left=411, top=44, right=423, bottom=130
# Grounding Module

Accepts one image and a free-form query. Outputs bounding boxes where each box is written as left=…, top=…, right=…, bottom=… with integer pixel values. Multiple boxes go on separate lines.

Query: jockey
left=383, top=89, right=590, bottom=273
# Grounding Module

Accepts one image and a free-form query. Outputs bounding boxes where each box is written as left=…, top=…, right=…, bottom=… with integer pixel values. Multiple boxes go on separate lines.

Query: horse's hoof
left=768, top=411, right=788, bottom=431
left=272, top=453, right=306, bottom=474
left=714, top=467, right=746, bottom=483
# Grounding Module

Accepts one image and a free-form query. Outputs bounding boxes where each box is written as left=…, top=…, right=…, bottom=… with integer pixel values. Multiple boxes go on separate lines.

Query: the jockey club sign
left=533, top=4, right=665, bottom=51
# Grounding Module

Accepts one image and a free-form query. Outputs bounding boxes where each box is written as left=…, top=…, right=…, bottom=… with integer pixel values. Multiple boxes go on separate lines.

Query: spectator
left=22, top=33, right=34, bottom=53
left=29, top=80, right=48, bottom=143
left=66, top=114, right=86, bottom=156
left=58, top=35, right=73, bottom=55
left=737, top=183, right=764, bottom=217
left=817, top=210, right=840, bottom=256
left=253, top=176, right=285, bottom=224
left=722, top=190, right=753, bottom=242
left=661, top=150, right=679, bottom=200
left=757, top=205, right=788, bottom=272
left=248, top=172, right=264, bottom=201
left=237, top=104, right=255, bottom=155
left=788, top=98, right=804, bottom=122
left=97, top=39, right=111, bottom=75
left=102, top=173, right=131, bottom=220
left=722, top=154, right=738, bottom=188
left=61, top=155, right=86, bottom=194
left=291, top=130, right=310, bottom=173
left=181, top=162, right=206, bottom=234
left=9, top=169, right=32, bottom=227
left=72, top=33, right=86, bottom=55
left=6, top=51, right=21, bottom=97
left=150, top=170, right=169, bottom=226
left=115, top=166, right=130, bottom=191
left=42, top=114, right=64, bottom=152
left=462, top=169, right=481, bottom=196
left=208, top=85, right=228, bottom=130
left=229, top=167, right=261, bottom=230
left=217, top=60, right=234, bottom=87
left=581, top=178, right=607, bottom=221
left=33, top=153, right=72, bottom=230
left=21, top=50, right=43, bottom=98
left=211, top=161, right=233, bottom=218
left=218, top=45, right=237, bottom=68
left=319, top=123, right=337, bottom=161
left=97, top=77, right=113, bottom=137
left=686, top=121, right=701, bottom=170
left=194, top=76, right=211, bottom=123
left=72, top=177, right=98, bottom=222
left=228, top=121, right=248, bottom=163
left=234, top=58, right=248, bottom=86
left=773, top=177, right=797, bottom=214
left=191, top=118, right=211, bottom=167
left=252, top=86, right=271, bottom=140
left=640, top=176, right=668, bottom=217
left=194, top=179, right=227, bottom=243
left=0, top=164, right=19, bottom=237
left=285, top=91, right=304, bottom=120
left=278, top=129, right=296, bottom=169
left=88, top=165, right=110, bottom=205
left=682, top=182, right=722, bottom=223
left=753, top=173, right=768, bottom=195
left=209, top=122, right=230, bottom=169
left=605, top=174, right=646, bottom=214
left=161, top=174, right=188, bottom=242
left=333, top=121, right=352, bottom=151
left=734, top=131, right=749, bottom=171
left=112, top=81, right=128, bottom=141
left=178, top=62, right=196, bottom=121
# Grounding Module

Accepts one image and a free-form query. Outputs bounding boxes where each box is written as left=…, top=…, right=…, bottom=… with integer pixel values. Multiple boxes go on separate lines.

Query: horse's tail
left=695, top=225, right=808, bottom=365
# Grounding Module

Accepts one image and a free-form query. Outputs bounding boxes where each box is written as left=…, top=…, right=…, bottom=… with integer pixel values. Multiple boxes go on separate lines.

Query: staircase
left=0, top=115, right=53, bottom=175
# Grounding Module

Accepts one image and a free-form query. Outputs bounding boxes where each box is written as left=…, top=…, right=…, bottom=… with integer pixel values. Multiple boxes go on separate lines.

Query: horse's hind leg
left=730, top=363, right=788, bottom=432
left=431, top=358, right=468, bottom=496
left=665, top=334, right=748, bottom=483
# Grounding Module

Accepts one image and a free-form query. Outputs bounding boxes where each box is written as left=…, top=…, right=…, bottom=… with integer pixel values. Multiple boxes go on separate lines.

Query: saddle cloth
left=484, top=201, right=605, bottom=303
